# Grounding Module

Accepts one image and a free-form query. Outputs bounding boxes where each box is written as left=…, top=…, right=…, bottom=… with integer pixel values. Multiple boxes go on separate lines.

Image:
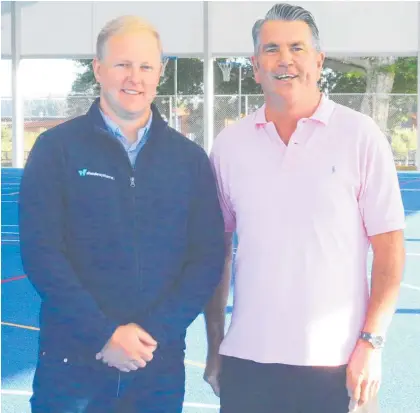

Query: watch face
left=361, top=332, right=385, bottom=348
left=371, top=336, right=385, bottom=348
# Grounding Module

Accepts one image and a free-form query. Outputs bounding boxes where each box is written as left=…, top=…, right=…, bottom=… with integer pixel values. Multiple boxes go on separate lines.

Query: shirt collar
left=254, top=93, right=335, bottom=128
left=99, top=108, right=153, bottom=145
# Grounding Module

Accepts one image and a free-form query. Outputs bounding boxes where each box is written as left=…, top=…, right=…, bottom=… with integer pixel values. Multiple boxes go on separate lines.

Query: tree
left=66, top=56, right=417, bottom=146
left=324, top=57, right=417, bottom=136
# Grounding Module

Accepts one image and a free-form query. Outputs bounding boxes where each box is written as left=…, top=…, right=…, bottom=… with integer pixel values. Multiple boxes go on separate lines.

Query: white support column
left=11, top=1, right=24, bottom=168
left=203, top=1, right=214, bottom=154
left=238, top=64, right=242, bottom=119
left=174, top=58, right=179, bottom=131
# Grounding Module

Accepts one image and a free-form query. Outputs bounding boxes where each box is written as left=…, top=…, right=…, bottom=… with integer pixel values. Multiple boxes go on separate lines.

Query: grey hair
left=96, top=15, right=162, bottom=61
left=252, top=3, right=321, bottom=54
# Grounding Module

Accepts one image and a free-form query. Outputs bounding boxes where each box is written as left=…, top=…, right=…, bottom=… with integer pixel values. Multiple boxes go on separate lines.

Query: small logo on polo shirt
left=78, top=169, right=115, bottom=181
left=332, top=166, right=336, bottom=174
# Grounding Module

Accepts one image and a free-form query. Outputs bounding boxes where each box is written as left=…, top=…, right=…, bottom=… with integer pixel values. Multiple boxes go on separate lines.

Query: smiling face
left=252, top=20, right=324, bottom=107
left=93, top=29, right=162, bottom=122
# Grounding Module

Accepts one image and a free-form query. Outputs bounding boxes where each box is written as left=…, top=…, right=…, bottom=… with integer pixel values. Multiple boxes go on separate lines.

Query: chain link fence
left=330, top=93, right=417, bottom=167
left=1, top=93, right=418, bottom=167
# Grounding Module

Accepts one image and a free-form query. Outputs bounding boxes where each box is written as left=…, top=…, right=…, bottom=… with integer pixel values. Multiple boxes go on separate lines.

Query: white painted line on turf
left=0, top=390, right=220, bottom=409
left=368, top=252, right=420, bottom=257
left=184, top=402, right=219, bottom=409
left=1, top=389, right=32, bottom=396
left=401, top=282, right=420, bottom=292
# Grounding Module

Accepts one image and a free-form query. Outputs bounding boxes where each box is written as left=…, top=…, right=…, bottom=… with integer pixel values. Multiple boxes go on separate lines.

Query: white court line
left=0, top=390, right=220, bottom=409
left=401, top=282, right=420, bottom=292
left=2, top=225, right=18, bottom=227
left=2, top=232, right=19, bottom=234
left=2, top=390, right=32, bottom=396
left=368, top=252, right=420, bottom=257
left=184, top=402, right=219, bottom=409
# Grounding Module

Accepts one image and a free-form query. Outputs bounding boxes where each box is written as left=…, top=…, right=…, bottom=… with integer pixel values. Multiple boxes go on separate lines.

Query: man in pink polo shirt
left=204, top=3, right=406, bottom=413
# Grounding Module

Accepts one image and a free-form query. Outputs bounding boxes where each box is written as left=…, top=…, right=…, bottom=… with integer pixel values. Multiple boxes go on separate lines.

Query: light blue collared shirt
left=100, top=109, right=153, bottom=167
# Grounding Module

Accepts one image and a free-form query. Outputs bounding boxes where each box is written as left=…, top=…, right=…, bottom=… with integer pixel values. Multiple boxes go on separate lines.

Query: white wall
left=1, top=1, right=204, bottom=58
left=1, top=1, right=418, bottom=58
left=1, top=1, right=12, bottom=57
left=210, top=1, right=419, bottom=56
left=92, top=2, right=203, bottom=56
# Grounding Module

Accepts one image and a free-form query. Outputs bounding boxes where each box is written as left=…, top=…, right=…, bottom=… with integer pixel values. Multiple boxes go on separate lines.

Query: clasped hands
left=96, top=323, right=158, bottom=372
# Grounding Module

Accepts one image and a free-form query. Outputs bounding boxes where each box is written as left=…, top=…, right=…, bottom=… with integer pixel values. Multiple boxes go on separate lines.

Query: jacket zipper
left=129, top=171, right=142, bottom=290
left=116, top=371, right=121, bottom=397
left=97, top=128, right=143, bottom=289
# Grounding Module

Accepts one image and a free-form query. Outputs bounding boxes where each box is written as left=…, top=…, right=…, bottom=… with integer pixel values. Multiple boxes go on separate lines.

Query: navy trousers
left=220, top=356, right=350, bottom=413
left=30, top=348, right=185, bottom=413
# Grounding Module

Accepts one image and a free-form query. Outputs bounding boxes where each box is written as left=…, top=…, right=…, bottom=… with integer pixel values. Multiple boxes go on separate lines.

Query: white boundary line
left=2, top=390, right=32, bottom=396
left=401, top=282, right=420, bottom=292
left=0, top=389, right=220, bottom=409
left=368, top=252, right=420, bottom=257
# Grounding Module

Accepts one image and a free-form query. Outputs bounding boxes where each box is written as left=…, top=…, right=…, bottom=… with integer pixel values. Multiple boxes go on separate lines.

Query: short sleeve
left=209, top=140, right=236, bottom=233
left=358, top=122, right=406, bottom=236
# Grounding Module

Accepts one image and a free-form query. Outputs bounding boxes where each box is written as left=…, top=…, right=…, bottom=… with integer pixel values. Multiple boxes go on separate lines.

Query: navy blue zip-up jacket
left=19, top=100, right=226, bottom=358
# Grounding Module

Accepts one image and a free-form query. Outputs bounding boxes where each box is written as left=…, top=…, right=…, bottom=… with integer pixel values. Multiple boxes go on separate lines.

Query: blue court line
left=395, top=309, right=420, bottom=314
left=225, top=306, right=420, bottom=315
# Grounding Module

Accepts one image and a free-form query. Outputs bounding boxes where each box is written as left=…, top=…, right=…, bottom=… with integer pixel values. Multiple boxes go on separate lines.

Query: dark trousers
left=30, top=349, right=185, bottom=413
left=220, top=356, right=350, bottom=413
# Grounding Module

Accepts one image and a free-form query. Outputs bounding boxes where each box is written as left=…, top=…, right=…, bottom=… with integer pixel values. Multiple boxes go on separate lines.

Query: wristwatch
left=359, top=332, right=385, bottom=349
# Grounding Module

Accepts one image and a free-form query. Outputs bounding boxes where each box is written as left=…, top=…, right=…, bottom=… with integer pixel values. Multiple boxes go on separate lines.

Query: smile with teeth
left=123, top=89, right=142, bottom=95
left=274, top=74, right=297, bottom=80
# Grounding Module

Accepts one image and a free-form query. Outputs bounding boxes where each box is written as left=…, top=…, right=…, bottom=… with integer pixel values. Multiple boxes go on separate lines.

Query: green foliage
left=68, top=57, right=417, bottom=98
left=320, top=69, right=366, bottom=93
left=70, top=60, right=100, bottom=95
left=392, top=57, right=417, bottom=94
left=391, top=127, right=417, bottom=155
left=1, top=126, right=46, bottom=153
left=158, top=58, right=205, bottom=95
left=1, top=126, right=12, bottom=152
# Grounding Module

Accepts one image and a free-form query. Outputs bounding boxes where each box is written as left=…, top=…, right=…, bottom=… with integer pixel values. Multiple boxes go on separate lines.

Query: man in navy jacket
left=19, top=15, right=225, bottom=413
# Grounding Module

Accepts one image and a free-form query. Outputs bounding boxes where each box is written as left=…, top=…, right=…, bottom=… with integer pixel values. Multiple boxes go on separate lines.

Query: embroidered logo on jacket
left=78, top=169, right=115, bottom=181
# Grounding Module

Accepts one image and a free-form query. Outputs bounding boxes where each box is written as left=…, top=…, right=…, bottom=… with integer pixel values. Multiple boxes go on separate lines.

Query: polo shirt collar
left=254, top=93, right=335, bottom=127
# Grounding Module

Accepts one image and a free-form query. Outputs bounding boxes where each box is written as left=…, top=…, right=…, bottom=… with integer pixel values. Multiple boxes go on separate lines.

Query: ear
left=251, top=55, right=261, bottom=85
left=316, top=51, right=325, bottom=72
left=92, top=58, right=102, bottom=84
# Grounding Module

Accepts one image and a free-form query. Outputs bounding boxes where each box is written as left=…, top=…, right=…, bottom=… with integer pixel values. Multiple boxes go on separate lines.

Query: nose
left=127, top=65, right=142, bottom=84
left=277, top=48, right=293, bottom=68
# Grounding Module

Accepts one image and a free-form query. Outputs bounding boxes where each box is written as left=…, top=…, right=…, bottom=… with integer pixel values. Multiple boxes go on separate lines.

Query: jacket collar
left=87, top=97, right=167, bottom=136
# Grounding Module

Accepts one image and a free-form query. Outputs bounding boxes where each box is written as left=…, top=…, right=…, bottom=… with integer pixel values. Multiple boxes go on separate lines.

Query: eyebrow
left=114, top=60, right=153, bottom=65
left=262, top=41, right=305, bottom=49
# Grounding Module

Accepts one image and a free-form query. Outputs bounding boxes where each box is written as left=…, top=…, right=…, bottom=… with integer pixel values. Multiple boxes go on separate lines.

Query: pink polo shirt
left=210, top=95, right=405, bottom=367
